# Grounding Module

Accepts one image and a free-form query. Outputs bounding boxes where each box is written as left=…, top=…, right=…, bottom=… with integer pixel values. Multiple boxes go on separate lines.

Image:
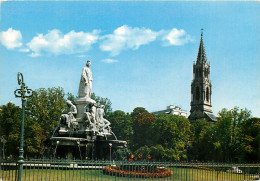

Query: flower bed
left=103, top=165, right=173, bottom=178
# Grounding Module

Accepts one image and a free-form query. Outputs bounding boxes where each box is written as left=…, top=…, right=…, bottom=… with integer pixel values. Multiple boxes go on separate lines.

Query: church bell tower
left=189, top=30, right=216, bottom=123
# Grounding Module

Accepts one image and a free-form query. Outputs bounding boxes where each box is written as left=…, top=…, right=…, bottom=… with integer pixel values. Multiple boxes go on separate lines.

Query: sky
left=0, top=1, right=259, bottom=117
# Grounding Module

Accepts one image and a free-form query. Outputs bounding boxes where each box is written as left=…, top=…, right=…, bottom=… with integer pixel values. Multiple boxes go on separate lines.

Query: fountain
left=49, top=60, right=127, bottom=160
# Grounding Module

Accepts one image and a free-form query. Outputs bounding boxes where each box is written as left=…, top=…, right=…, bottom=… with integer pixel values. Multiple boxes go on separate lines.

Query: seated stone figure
left=60, top=100, right=77, bottom=129
left=96, top=105, right=111, bottom=134
left=84, top=102, right=97, bottom=130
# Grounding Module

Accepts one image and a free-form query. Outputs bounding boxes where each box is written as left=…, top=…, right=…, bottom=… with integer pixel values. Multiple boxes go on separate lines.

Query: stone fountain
left=49, top=60, right=127, bottom=160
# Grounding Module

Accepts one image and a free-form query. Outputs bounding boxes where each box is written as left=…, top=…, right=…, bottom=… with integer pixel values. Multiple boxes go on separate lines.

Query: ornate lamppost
left=14, top=72, right=33, bottom=181
left=109, top=143, right=112, bottom=162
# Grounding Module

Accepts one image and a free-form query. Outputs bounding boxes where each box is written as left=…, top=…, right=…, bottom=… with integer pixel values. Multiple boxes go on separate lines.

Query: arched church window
left=196, top=87, right=200, bottom=101
left=206, top=87, right=209, bottom=102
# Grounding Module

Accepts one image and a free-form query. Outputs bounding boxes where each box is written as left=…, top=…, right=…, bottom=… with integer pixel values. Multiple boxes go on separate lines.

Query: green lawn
left=1, top=167, right=258, bottom=181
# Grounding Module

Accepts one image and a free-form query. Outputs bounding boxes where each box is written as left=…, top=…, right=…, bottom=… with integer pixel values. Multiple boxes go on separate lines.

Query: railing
left=1, top=160, right=259, bottom=181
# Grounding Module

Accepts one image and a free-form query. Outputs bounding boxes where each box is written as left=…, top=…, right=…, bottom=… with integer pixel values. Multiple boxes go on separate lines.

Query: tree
left=25, top=87, right=67, bottom=151
left=237, top=117, right=260, bottom=162
left=130, top=107, right=148, bottom=123
left=214, top=107, right=252, bottom=162
left=131, top=107, right=155, bottom=151
left=106, top=110, right=133, bottom=145
left=23, top=117, right=43, bottom=157
left=188, top=119, right=215, bottom=161
left=0, top=102, right=21, bottom=158
left=0, top=102, right=43, bottom=158
left=152, top=114, right=191, bottom=161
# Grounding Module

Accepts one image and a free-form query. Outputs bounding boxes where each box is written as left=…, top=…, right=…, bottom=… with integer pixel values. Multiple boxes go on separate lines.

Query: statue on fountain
left=50, top=60, right=127, bottom=160
left=96, top=105, right=111, bottom=134
left=84, top=102, right=97, bottom=131
left=78, top=60, right=93, bottom=99
left=57, top=60, right=113, bottom=136
left=59, top=100, right=78, bottom=129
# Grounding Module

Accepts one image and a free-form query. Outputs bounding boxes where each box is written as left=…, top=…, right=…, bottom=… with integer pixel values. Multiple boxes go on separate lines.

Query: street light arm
left=25, top=88, right=33, bottom=97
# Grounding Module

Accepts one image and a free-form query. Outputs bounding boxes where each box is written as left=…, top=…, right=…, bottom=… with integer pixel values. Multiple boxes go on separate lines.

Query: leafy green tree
left=149, top=145, right=166, bottom=161
left=214, top=107, right=252, bottom=162
left=26, top=87, right=67, bottom=147
left=106, top=110, right=133, bottom=145
left=131, top=108, right=155, bottom=151
left=0, top=102, right=42, bottom=158
left=0, top=102, right=21, bottom=158
left=130, top=107, right=148, bottom=123
left=23, top=117, right=43, bottom=157
left=133, top=114, right=191, bottom=161
left=236, top=117, right=260, bottom=162
left=188, top=119, right=215, bottom=161
left=152, top=114, right=191, bottom=161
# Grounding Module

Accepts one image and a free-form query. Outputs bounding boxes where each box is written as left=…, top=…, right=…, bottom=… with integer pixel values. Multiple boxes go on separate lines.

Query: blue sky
left=0, top=1, right=259, bottom=117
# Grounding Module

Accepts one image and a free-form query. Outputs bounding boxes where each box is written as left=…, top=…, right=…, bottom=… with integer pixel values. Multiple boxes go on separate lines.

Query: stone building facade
left=152, top=105, right=187, bottom=117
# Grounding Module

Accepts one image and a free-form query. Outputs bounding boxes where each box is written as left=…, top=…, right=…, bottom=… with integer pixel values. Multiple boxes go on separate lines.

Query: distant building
left=188, top=31, right=216, bottom=123
left=152, top=105, right=187, bottom=117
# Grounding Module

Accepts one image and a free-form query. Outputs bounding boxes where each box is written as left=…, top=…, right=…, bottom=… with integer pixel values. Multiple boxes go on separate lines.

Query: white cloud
left=27, top=29, right=99, bottom=57
left=100, top=25, right=158, bottom=56
left=101, top=58, right=118, bottom=63
left=162, top=28, right=192, bottom=46
left=0, top=28, right=22, bottom=49
left=0, top=26, right=193, bottom=57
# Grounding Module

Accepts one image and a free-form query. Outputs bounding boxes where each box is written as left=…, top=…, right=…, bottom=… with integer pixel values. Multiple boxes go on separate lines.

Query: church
left=188, top=31, right=216, bottom=123
left=152, top=30, right=217, bottom=123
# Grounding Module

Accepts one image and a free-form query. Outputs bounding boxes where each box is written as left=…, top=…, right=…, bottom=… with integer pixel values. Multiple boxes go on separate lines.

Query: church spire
left=189, top=30, right=216, bottom=123
left=196, top=28, right=207, bottom=63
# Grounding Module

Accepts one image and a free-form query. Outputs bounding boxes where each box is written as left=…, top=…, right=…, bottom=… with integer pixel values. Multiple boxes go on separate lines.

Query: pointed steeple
left=196, top=28, right=207, bottom=63
left=189, top=29, right=216, bottom=123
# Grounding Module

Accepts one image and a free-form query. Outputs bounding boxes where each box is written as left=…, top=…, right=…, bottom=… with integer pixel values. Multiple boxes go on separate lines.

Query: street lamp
left=14, top=72, right=33, bottom=181
left=109, top=143, right=112, bottom=162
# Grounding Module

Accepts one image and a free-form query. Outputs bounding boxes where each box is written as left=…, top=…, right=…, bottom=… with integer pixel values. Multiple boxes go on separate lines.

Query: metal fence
left=1, top=160, right=259, bottom=181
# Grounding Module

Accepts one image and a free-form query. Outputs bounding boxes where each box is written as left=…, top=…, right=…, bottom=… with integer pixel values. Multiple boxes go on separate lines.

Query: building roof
left=204, top=112, right=217, bottom=122
left=152, top=105, right=187, bottom=117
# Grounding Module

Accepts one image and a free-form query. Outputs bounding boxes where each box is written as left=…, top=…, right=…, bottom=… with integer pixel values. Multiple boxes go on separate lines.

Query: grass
left=171, top=167, right=258, bottom=181
left=1, top=167, right=258, bottom=181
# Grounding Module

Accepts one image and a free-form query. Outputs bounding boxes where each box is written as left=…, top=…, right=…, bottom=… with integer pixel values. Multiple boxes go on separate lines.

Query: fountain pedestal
left=48, top=60, right=127, bottom=160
